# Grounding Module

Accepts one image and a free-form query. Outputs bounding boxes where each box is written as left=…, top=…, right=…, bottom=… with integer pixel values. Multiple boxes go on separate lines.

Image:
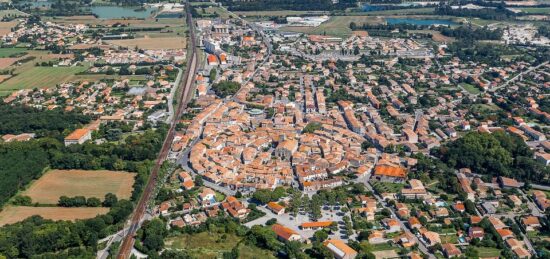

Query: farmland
left=0, top=206, right=109, bottom=226
left=21, top=170, right=135, bottom=205
left=0, top=21, right=18, bottom=36
left=516, top=7, right=550, bottom=14
left=106, top=36, right=186, bottom=50
left=0, top=48, right=27, bottom=58
left=0, top=65, right=89, bottom=93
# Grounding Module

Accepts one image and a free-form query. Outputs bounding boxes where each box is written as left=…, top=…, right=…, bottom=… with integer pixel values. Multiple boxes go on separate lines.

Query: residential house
left=324, top=239, right=358, bottom=259
left=272, top=224, right=302, bottom=242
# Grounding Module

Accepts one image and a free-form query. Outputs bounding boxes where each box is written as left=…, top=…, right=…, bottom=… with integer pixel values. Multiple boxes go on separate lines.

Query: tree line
left=219, top=0, right=358, bottom=11
left=0, top=104, right=92, bottom=137
left=0, top=199, right=133, bottom=258
left=438, top=25, right=503, bottom=40
left=435, top=4, right=516, bottom=20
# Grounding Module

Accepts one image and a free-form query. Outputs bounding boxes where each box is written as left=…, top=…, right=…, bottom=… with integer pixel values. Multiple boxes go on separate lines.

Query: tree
left=313, top=230, right=328, bottom=242
left=464, top=200, right=476, bottom=215
left=103, top=193, right=118, bottom=207
left=12, top=195, right=32, bottom=206
left=302, top=122, right=321, bottom=133
left=211, top=81, right=241, bottom=98
left=86, top=197, right=101, bottom=207
left=266, top=218, right=277, bottom=225
left=194, top=175, right=204, bottom=187
left=209, top=68, right=217, bottom=81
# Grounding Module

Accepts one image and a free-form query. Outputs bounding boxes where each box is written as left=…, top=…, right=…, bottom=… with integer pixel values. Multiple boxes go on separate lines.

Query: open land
left=0, top=58, right=19, bottom=69
left=0, top=206, right=109, bottom=226
left=165, top=232, right=276, bottom=259
left=0, top=65, right=89, bottom=92
left=0, top=9, right=28, bottom=19
left=517, top=7, right=550, bottom=14
left=22, top=169, right=135, bottom=204
left=0, top=48, right=27, bottom=58
left=0, top=21, right=18, bottom=36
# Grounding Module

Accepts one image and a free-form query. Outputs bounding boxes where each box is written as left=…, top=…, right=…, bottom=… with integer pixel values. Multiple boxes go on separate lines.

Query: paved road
left=364, top=179, right=436, bottom=259
left=490, top=61, right=549, bottom=92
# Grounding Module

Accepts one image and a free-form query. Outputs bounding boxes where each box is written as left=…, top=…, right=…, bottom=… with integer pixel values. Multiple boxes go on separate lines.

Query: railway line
left=116, top=1, right=198, bottom=258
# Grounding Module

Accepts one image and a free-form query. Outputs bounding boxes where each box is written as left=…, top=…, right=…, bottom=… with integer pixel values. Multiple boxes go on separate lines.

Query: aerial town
left=0, top=0, right=549, bottom=259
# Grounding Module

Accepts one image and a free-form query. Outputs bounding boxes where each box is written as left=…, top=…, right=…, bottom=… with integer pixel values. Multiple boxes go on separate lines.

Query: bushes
left=211, top=81, right=241, bottom=98
left=58, top=196, right=102, bottom=207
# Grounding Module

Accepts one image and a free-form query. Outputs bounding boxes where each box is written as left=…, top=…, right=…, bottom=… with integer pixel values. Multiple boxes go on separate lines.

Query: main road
left=116, top=1, right=198, bottom=258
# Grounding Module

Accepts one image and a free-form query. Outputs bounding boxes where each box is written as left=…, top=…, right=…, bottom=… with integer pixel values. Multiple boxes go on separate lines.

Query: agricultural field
left=0, top=21, right=18, bottom=36
left=106, top=36, right=186, bottom=50
left=0, top=9, right=28, bottom=19
left=281, top=16, right=383, bottom=38
left=0, top=48, right=27, bottom=58
left=21, top=170, right=135, bottom=205
left=165, top=232, right=276, bottom=259
left=517, top=7, right=550, bottom=14
left=0, top=58, right=19, bottom=69
left=0, top=65, right=89, bottom=93
left=0, top=206, right=109, bottom=226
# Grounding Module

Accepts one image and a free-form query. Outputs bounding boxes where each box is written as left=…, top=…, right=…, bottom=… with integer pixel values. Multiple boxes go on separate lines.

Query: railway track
left=116, top=1, right=198, bottom=258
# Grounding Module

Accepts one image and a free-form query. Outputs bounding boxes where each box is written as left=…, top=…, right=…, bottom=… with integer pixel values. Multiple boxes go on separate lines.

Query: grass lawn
left=215, top=191, right=226, bottom=203
left=471, top=103, right=500, bottom=113
left=475, top=247, right=501, bottom=257
left=165, top=232, right=276, bottom=259
left=371, top=181, right=404, bottom=194
left=0, top=48, right=28, bottom=58
left=370, top=242, right=395, bottom=251
left=461, top=83, right=481, bottom=94
left=439, top=233, right=458, bottom=244
left=517, top=7, right=550, bottom=14
left=0, top=65, right=89, bottom=92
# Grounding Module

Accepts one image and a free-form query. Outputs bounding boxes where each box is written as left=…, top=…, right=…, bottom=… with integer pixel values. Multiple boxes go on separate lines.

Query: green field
left=517, top=7, right=550, bottom=14
left=165, top=232, right=276, bottom=259
left=0, top=9, right=28, bottom=19
left=0, top=48, right=28, bottom=58
left=350, top=7, right=436, bottom=16
left=461, top=83, right=481, bottom=94
left=370, top=181, right=404, bottom=194
left=0, top=65, right=89, bottom=92
left=475, top=247, right=501, bottom=257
